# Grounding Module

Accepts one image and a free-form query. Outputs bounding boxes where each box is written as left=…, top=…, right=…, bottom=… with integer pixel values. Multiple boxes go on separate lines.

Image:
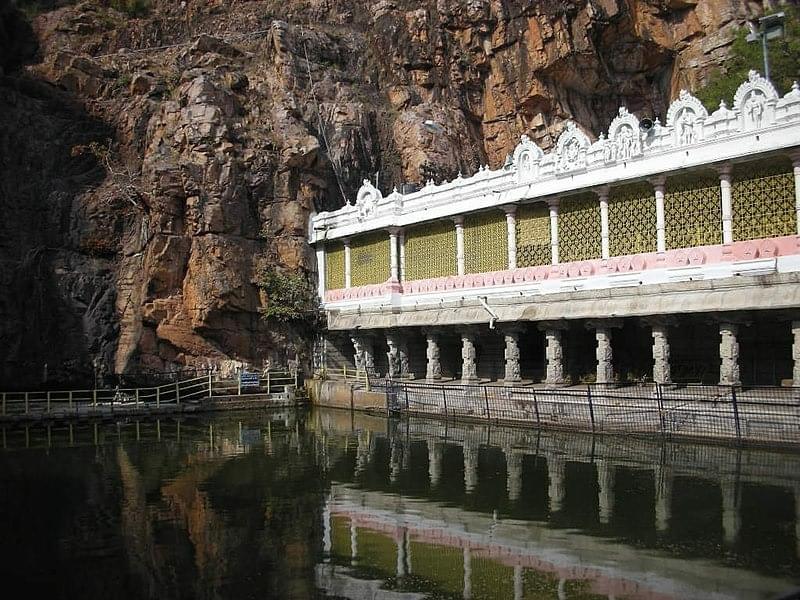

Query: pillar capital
left=387, top=226, right=402, bottom=236
left=452, top=215, right=465, bottom=226
left=716, top=162, right=733, bottom=180
left=651, top=174, right=667, bottom=190
left=501, top=203, right=518, bottom=215
left=595, top=185, right=610, bottom=200
left=547, top=197, right=560, bottom=210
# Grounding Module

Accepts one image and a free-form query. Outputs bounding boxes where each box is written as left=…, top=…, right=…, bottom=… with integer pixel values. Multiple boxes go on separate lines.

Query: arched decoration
left=733, top=70, right=779, bottom=130
left=512, top=135, right=544, bottom=182
left=605, top=107, right=642, bottom=162
left=666, top=89, right=708, bottom=146
left=556, top=121, right=591, bottom=173
left=356, top=179, right=383, bottom=221
left=386, top=187, right=403, bottom=213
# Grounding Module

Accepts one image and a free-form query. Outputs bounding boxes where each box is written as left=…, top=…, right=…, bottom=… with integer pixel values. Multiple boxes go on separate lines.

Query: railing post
left=404, top=385, right=410, bottom=412
left=587, top=385, right=595, bottom=433
left=24, top=392, right=29, bottom=415
left=483, top=386, right=490, bottom=419
left=208, top=371, right=213, bottom=397
left=2, top=392, right=5, bottom=417
left=156, top=387, right=161, bottom=408
left=175, top=381, right=180, bottom=405
left=343, top=364, right=347, bottom=380
left=656, top=383, right=665, bottom=435
left=68, top=391, right=73, bottom=410
left=238, top=375, right=242, bottom=396
left=294, top=368, right=298, bottom=389
left=731, top=386, right=741, bottom=442
left=47, top=391, right=51, bottom=414
left=532, top=389, right=540, bottom=425
left=135, top=388, right=140, bottom=406
left=266, top=370, right=271, bottom=394
left=441, top=387, right=448, bottom=420
left=92, top=388, right=97, bottom=408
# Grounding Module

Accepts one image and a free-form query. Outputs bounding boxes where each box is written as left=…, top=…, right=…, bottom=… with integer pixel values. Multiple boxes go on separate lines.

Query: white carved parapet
left=512, top=134, right=543, bottom=183
left=666, top=89, right=708, bottom=147
left=556, top=121, right=591, bottom=174
left=776, top=82, right=800, bottom=122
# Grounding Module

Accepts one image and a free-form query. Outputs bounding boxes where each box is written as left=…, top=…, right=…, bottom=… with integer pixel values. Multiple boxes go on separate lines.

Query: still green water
left=0, top=409, right=798, bottom=600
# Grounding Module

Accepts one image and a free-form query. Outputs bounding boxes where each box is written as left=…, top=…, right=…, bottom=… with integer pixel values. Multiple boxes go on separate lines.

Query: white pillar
left=399, top=229, right=406, bottom=281
left=548, top=199, right=559, bottom=265
left=389, top=228, right=400, bottom=283
left=461, top=331, right=479, bottom=383
left=597, top=460, right=615, bottom=525
left=344, top=238, right=352, bottom=288
left=454, top=216, right=466, bottom=276
left=719, top=322, right=741, bottom=386
left=652, top=322, right=672, bottom=385
left=504, top=204, right=518, bottom=270
left=595, top=327, right=614, bottom=385
left=653, top=175, right=666, bottom=253
left=548, top=456, right=566, bottom=514
left=598, top=186, right=610, bottom=259
left=791, top=153, right=800, bottom=235
left=544, top=327, right=566, bottom=385
left=719, top=164, right=733, bottom=245
left=316, top=244, right=326, bottom=298
left=426, top=332, right=442, bottom=381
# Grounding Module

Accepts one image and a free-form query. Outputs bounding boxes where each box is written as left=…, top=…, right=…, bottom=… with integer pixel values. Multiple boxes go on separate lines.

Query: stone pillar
left=651, top=323, right=672, bottom=385
left=351, top=335, right=366, bottom=372
left=463, top=442, right=479, bottom=494
left=461, top=331, right=479, bottom=383
left=718, top=164, right=734, bottom=245
left=463, top=546, right=473, bottom=600
left=548, top=199, right=560, bottom=265
left=504, top=204, right=518, bottom=270
left=544, top=328, right=566, bottom=385
left=386, top=332, right=400, bottom=379
left=426, top=331, right=442, bottom=381
left=792, top=321, right=800, bottom=387
left=598, top=186, right=610, bottom=259
left=653, top=176, right=667, bottom=253
left=399, top=229, right=406, bottom=281
left=595, top=326, right=615, bottom=385
left=597, top=460, right=615, bottom=525
left=428, top=440, right=442, bottom=487
left=454, top=216, right=466, bottom=276
left=719, top=322, right=741, bottom=386
left=548, top=456, right=566, bottom=514
left=398, top=338, right=413, bottom=379
left=388, top=227, right=400, bottom=283
left=721, top=477, right=741, bottom=546
left=654, top=464, right=673, bottom=533
left=506, top=449, right=523, bottom=503
left=344, top=238, right=352, bottom=288
left=316, top=244, right=327, bottom=298
left=504, top=328, right=522, bottom=385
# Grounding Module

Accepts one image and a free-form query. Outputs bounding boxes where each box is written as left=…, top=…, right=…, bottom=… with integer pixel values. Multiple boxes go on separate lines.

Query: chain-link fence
left=378, top=380, right=800, bottom=447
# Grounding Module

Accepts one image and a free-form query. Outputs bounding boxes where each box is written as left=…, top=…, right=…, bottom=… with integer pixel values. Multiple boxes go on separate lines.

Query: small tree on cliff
left=697, top=7, right=800, bottom=109
left=255, top=265, right=321, bottom=325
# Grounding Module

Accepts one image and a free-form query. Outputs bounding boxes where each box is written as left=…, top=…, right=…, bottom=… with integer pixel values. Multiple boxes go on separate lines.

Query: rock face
left=0, top=0, right=771, bottom=387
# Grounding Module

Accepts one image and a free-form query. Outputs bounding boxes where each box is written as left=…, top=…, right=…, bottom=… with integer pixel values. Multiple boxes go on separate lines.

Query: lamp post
left=746, top=11, right=785, bottom=83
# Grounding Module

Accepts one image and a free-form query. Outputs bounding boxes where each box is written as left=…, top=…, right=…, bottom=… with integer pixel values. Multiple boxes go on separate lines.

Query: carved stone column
left=651, top=323, right=672, bottom=385
left=792, top=321, right=800, bottom=386
left=504, top=328, right=522, bottom=385
left=398, top=338, right=413, bottom=379
left=543, top=326, right=566, bottom=385
left=386, top=332, right=400, bottom=379
left=719, top=322, right=741, bottom=386
left=425, top=331, right=442, bottom=381
left=595, top=326, right=615, bottom=384
left=461, top=331, right=479, bottom=383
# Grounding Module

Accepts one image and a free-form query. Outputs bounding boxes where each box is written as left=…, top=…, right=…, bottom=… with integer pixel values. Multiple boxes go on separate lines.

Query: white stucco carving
left=355, top=179, right=383, bottom=221
left=666, top=89, right=708, bottom=146
left=556, top=121, right=590, bottom=173
left=733, top=70, right=779, bottom=131
left=512, top=134, right=544, bottom=182
left=606, top=107, right=642, bottom=162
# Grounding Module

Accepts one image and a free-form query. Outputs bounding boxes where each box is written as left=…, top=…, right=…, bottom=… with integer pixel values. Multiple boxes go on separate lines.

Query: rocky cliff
left=0, top=0, right=774, bottom=387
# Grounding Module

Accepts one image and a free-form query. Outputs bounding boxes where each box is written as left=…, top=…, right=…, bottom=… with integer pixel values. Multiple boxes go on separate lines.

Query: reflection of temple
left=314, top=410, right=800, bottom=599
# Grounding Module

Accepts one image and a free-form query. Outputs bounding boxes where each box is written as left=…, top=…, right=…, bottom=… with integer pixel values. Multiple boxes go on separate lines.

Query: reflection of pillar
left=322, top=495, right=332, bottom=555
left=463, top=546, right=472, bottom=600
left=548, top=456, right=566, bottom=514
left=350, top=519, right=358, bottom=562
left=544, top=327, right=566, bottom=385
left=506, top=449, right=523, bottom=503
left=461, top=332, right=479, bottom=383
left=721, top=478, right=741, bottom=546
left=355, top=429, right=370, bottom=476
left=504, top=329, right=522, bottom=384
left=428, top=441, right=442, bottom=487
left=719, top=323, right=741, bottom=386
left=396, top=528, right=408, bottom=578
left=557, top=577, right=567, bottom=600
left=595, top=326, right=614, bottom=384
left=390, top=438, right=402, bottom=483
left=426, top=331, right=442, bottom=381
left=464, top=442, right=479, bottom=494
left=514, top=564, right=523, bottom=600
left=597, top=460, right=615, bottom=525
left=654, top=465, right=673, bottom=533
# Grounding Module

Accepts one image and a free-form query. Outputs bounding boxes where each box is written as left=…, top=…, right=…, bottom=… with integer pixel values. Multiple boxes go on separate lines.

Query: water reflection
left=0, top=410, right=798, bottom=599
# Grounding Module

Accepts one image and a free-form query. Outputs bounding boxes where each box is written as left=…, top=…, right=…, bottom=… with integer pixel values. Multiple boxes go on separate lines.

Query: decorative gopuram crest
left=355, top=179, right=383, bottom=221
left=556, top=121, right=590, bottom=173
left=512, top=135, right=544, bottom=182
left=733, top=70, right=779, bottom=131
left=666, top=89, right=708, bottom=146
left=605, top=107, right=642, bottom=163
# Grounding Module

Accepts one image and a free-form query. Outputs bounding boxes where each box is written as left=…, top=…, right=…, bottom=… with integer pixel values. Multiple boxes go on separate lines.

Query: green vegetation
left=697, top=8, right=800, bottom=109
left=256, top=266, right=320, bottom=324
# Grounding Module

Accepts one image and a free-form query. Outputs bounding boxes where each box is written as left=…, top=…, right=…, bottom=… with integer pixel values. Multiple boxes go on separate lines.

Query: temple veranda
left=310, top=72, right=800, bottom=388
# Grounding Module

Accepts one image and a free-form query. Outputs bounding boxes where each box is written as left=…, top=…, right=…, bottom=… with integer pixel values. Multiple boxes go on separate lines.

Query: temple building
left=310, top=72, right=800, bottom=387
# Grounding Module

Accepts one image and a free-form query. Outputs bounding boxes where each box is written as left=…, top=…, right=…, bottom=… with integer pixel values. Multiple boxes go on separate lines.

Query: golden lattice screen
left=464, top=211, right=507, bottom=273
left=558, top=193, right=602, bottom=263
left=516, top=202, right=551, bottom=267
left=665, top=171, right=722, bottom=250
left=608, top=182, right=657, bottom=256
left=404, top=221, right=457, bottom=280
left=325, top=242, right=345, bottom=290
left=350, top=231, right=390, bottom=287
left=732, top=157, right=796, bottom=241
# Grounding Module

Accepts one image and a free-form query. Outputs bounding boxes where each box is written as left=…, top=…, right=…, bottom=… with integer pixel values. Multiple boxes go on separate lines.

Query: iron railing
left=377, top=380, right=800, bottom=447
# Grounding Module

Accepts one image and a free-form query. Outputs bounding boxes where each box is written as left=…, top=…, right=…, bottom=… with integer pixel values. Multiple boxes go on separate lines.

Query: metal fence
left=376, top=380, right=800, bottom=447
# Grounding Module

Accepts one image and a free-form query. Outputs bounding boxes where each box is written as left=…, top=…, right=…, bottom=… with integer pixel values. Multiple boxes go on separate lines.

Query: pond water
left=0, top=409, right=798, bottom=599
